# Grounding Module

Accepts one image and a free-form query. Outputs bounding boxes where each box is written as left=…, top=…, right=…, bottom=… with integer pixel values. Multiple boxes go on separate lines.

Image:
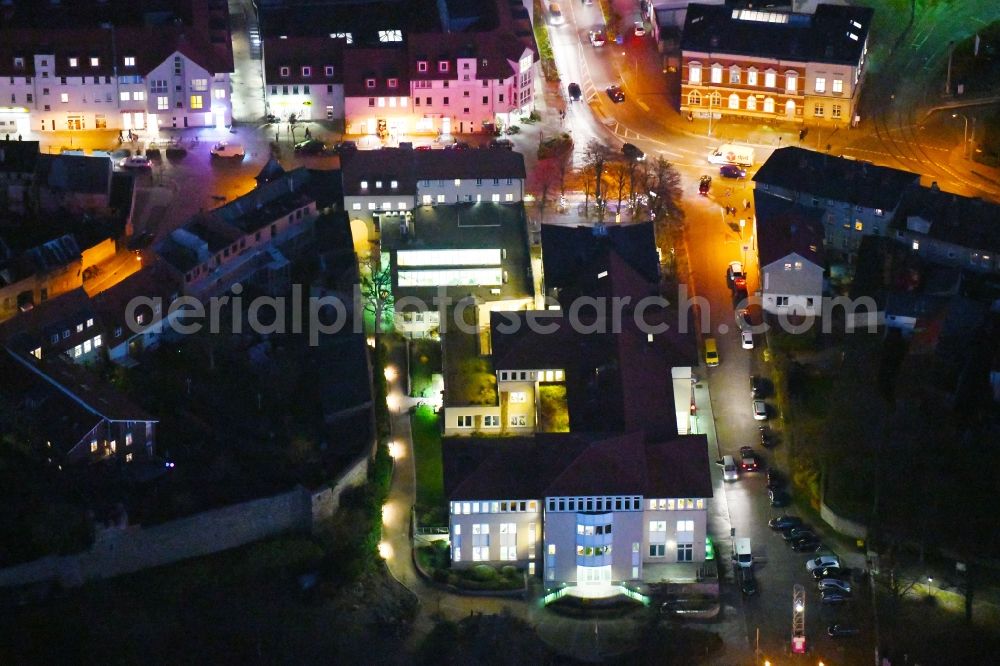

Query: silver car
left=818, top=578, right=852, bottom=594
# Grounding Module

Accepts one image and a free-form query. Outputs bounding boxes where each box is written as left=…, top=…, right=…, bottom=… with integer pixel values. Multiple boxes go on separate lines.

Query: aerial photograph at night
left=0, top=0, right=999, bottom=663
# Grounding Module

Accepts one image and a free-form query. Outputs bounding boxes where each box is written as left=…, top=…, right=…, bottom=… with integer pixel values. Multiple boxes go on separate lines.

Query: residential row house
left=341, top=146, right=526, bottom=253
left=261, top=0, right=537, bottom=136
left=753, top=191, right=826, bottom=317
left=753, top=146, right=920, bottom=255
left=680, top=4, right=874, bottom=125
left=1, top=348, right=157, bottom=465
left=157, top=168, right=319, bottom=299
left=443, top=432, right=713, bottom=591
left=0, top=0, right=234, bottom=134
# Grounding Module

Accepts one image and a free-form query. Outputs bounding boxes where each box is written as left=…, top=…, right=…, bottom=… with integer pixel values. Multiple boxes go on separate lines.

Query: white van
left=733, top=537, right=753, bottom=568
left=210, top=141, right=245, bottom=159
left=722, top=455, right=738, bottom=482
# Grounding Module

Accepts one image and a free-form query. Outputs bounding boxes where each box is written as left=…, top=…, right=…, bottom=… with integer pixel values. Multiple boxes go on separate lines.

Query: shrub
left=468, top=564, right=499, bottom=582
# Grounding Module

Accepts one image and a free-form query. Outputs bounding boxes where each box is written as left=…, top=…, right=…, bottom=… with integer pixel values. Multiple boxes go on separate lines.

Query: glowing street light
left=377, top=541, right=393, bottom=559
left=384, top=364, right=398, bottom=382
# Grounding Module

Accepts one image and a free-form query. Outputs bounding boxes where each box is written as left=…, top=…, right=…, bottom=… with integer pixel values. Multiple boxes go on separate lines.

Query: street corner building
left=679, top=3, right=874, bottom=125
left=442, top=432, right=714, bottom=597
left=0, top=0, right=234, bottom=135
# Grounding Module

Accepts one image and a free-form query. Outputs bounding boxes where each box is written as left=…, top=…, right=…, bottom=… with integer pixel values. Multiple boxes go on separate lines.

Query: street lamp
left=952, top=113, right=969, bottom=158
left=927, top=575, right=934, bottom=596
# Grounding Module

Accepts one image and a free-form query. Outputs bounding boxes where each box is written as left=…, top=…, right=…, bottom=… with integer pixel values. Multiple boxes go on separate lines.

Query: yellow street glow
left=378, top=541, right=393, bottom=559
left=387, top=393, right=401, bottom=411
left=384, top=365, right=398, bottom=381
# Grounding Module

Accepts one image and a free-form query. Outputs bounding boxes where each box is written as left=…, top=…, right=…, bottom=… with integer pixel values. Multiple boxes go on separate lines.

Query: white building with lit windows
left=262, top=35, right=347, bottom=122
left=443, top=432, right=713, bottom=595
left=679, top=3, right=873, bottom=125
left=0, top=0, right=233, bottom=135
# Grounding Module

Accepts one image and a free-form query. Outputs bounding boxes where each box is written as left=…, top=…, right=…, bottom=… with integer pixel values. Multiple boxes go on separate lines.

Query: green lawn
left=538, top=384, right=569, bottom=432
left=410, top=405, right=445, bottom=524
left=409, top=339, right=441, bottom=398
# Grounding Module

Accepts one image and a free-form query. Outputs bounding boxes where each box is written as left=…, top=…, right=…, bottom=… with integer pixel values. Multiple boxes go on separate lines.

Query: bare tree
left=360, top=248, right=394, bottom=340
left=527, top=157, right=563, bottom=223
left=642, top=156, right=685, bottom=246
left=583, top=139, right=611, bottom=212
left=609, top=158, right=629, bottom=215
left=576, top=164, right=596, bottom=215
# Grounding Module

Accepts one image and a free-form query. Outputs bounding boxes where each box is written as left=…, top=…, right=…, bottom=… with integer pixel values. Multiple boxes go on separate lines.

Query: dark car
left=768, top=489, right=791, bottom=507
left=738, top=446, right=759, bottom=471
left=821, top=590, right=850, bottom=604
left=760, top=426, right=778, bottom=449
left=445, top=141, right=472, bottom=150
left=489, top=138, right=514, bottom=150
left=606, top=85, right=625, bottom=103
left=622, top=142, right=646, bottom=161
left=765, top=468, right=784, bottom=489
left=568, top=82, right=582, bottom=101
left=294, top=139, right=326, bottom=154
left=782, top=527, right=814, bottom=542
left=334, top=140, right=357, bottom=154
left=698, top=175, right=711, bottom=195
left=828, top=624, right=860, bottom=638
left=792, top=536, right=823, bottom=552
left=738, top=566, right=758, bottom=596
left=768, top=515, right=802, bottom=530
left=812, top=566, right=849, bottom=581
left=720, top=164, right=747, bottom=178
left=750, top=375, right=767, bottom=398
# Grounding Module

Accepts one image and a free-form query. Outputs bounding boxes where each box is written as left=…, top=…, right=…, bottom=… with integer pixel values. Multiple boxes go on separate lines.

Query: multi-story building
left=753, top=147, right=920, bottom=255
left=754, top=192, right=826, bottom=317
left=0, top=139, right=38, bottom=212
left=680, top=4, right=874, bottom=125
left=444, top=431, right=713, bottom=591
left=0, top=287, right=104, bottom=363
left=0, top=0, right=233, bottom=134
left=259, top=0, right=537, bottom=135
left=341, top=147, right=526, bottom=250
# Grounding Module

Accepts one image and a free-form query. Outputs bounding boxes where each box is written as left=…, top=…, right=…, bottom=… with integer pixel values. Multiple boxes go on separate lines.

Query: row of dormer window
left=688, top=63, right=847, bottom=95
left=278, top=65, right=335, bottom=78
left=13, top=56, right=137, bottom=69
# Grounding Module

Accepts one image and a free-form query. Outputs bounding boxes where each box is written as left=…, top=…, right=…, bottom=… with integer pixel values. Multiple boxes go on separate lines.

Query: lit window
left=912, top=240, right=920, bottom=251
left=710, top=64, right=722, bottom=83
left=763, top=97, right=775, bottom=113
left=90, top=57, right=99, bottom=67
left=855, top=221, right=863, bottom=231
left=764, top=70, right=776, bottom=88
left=390, top=180, right=398, bottom=188
left=746, top=95, right=757, bottom=111
left=352, top=203, right=361, bottom=210
left=747, top=68, right=758, bottom=86
left=397, top=202, right=406, bottom=210
left=360, top=180, right=368, bottom=189
left=68, top=57, right=78, bottom=68
left=124, top=56, right=135, bottom=67
left=214, top=88, right=226, bottom=99
left=382, top=201, right=391, bottom=210
left=436, top=194, right=445, bottom=203
left=688, top=63, right=701, bottom=84
left=158, top=96, right=168, bottom=110
left=190, top=95, right=203, bottom=109
left=76, top=323, right=84, bottom=333
left=728, top=93, right=739, bottom=109
left=134, top=91, right=145, bottom=101
left=688, top=90, right=701, bottom=106
left=377, top=97, right=385, bottom=107
left=90, top=440, right=98, bottom=453
left=832, top=78, right=843, bottom=94
left=60, top=93, right=69, bottom=103
left=375, top=181, right=382, bottom=188
left=454, top=179, right=461, bottom=186
left=815, top=77, right=826, bottom=93
left=729, top=66, right=740, bottom=84
left=785, top=72, right=797, bottom=93
left=120, top=91, right=131, bottom=101
left=378, top=30, right=403, bottom=42
left=367, top=203, right=376, bottom=210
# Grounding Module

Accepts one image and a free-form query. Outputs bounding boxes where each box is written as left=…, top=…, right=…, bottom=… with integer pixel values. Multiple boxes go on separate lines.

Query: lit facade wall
left=417, top=177, right=524, bottom=205
left=0, top=51, right=231, bottom=133
left=680, top=40, right=866, bottom=125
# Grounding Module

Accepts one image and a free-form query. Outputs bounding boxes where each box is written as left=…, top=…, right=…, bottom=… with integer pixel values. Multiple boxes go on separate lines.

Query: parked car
left=568, top=82, right=582, bottom=101
left=792, top=536, right=823, bottom=552
left=548, top=2, right=565, bottom=25
left=736, top=308, right=753, bottom=329
left=760, top=425, right=777, bottom=448
left=738, top=446, right=759, bottom=471
left=726, top=261, right=744, bottom=288
left=119, top=155, right=152, bottom=169
left=489, top=138, right=514, bottom=150
left=750, top=375, right=766, bottom=398
left=828, top=624, right=860, bottom=638
left=812, top=566, right=848, bottom=581
left=818, top=578, right=853, bottom=594
left=738, top=566, right=758, bottom=596
left=294, top=139, right=326, bottom=154
left=622, top=142, right=646, bottom=161
left=210, top=142, right=245, bottom=158
left=589, top=29, right=606, bottom=47
left=741, top=329, right=754, bottom=349
left=334, top=140, right=358, bottom=154
left=451, top=141, right=472, bottom=150
left=720, top=163, right=747, bottom=178
left=720, top=454, right=738, bottom=482
left=768, top=515, right=802, bottom=530
left=698, top=175, right=711, bottom=195
left=807, top=555, right=841, bottom=572
left=821, top=590, right=850, bottom=605
left=753, top=399, right=768, bottom=421
left=782, top=527, right=814, bottom=542
left=633, top=21, right=646, bottom=37
left=765, top=468, right=784, bottom=489
left=768, top=489, right=790, bottom=507
left=606, top=85, right=625, bottom=103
